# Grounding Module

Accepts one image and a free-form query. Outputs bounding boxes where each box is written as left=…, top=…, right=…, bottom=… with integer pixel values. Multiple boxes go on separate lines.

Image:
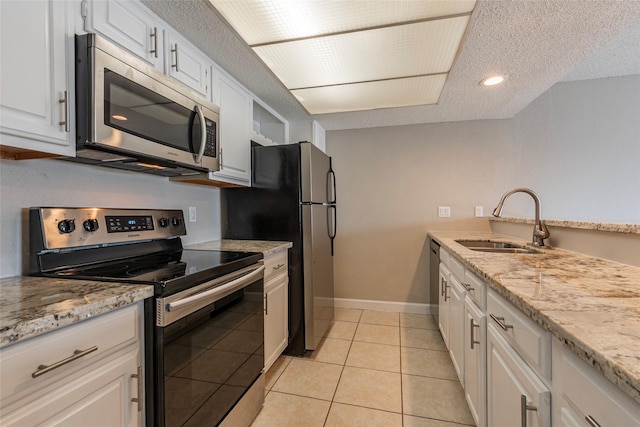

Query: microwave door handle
left=193, top=105, right=206, bottom=163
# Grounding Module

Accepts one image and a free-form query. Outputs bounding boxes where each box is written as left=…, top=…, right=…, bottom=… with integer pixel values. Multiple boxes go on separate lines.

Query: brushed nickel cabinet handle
left=131, top=365, right=143, bottom=411
left=150, top=27, right=158, bottom=58
left=264, top=293, right=268, bottom=316
left=32, top=346, right=98, bottom=378
left=470, top=318, right=480, bottom=349
left=585, top=415, right=602, bottom=427
left=463, top=283, right=475, bottom=292
left=59, top=91, right=69, bottom=132
left=490, top=313, right=513, bottom=331
left=171, top=44, right=179, bottom=72
left=520, top=394, right=537, bottom=427
left=272, top=263, right=285, bottom=271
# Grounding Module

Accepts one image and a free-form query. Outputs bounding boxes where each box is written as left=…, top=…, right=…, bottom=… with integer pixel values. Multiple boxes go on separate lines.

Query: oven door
left=154, top=263, right=265, bottom=427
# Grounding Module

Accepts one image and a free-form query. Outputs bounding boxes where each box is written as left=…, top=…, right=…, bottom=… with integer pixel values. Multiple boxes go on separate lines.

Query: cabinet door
left=211, top=76, right=252, bottom=185
left=87, top=0, right=163, bottom=70
left=487, top=324, right=551, bottom=427
left=165, top=32, right=211, bottom=98
left=464, top=296, right=486, bottom=427
left=1, top=347, right=141, bottom=427
left=438, top=264, right=450, bottom=346
left=264, top=276, right=289, bottom=371
left=0, top=0, right=73, bottom=157
left=448, top=274, right=465, bottom=385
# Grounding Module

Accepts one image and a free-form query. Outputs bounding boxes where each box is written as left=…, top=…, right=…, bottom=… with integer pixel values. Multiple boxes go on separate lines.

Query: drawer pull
left=585, top=415, right=601, bottom=427
left=520, top=394, right=538, bottom=427
left=131, top=365, right=144, bottom=411
left=470, top=318, right=480, bottom=349
left=272, top=263, right=285, bottom=272
left=490, top=314, right=513, bottom=331
left=32, top=346, right=98, bottom=378
left=462, top=283, right=475, bottom=292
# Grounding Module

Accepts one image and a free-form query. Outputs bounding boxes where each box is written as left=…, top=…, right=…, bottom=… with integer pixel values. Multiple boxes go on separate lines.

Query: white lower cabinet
left=555, top=338, right=640, bottom=427
left=438, top=262, right=451, bottom=346
left=436, top=243, right=640, bottom=427
left=448, top=273, right=466, bottom=385
left=487, top=323, right=551, bottom=427
left=0, top=303, right=144, bottom=426
left=464, top=295, right=486, bottom=427
left=263, top=250, right=289, bottom=370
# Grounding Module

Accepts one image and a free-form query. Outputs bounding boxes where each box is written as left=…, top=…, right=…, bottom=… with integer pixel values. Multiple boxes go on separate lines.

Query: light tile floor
left=250, top=308, right=476, bottom=427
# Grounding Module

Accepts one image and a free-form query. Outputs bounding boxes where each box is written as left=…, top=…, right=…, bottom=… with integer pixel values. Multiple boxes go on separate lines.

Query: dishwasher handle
left=167, top=265, right=264, bottom=312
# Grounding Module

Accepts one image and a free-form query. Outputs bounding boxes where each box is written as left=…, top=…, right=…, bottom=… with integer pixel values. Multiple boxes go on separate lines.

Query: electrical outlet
left=188, top=206, right=197, bottom=223
left=475, top=206, right=484, bottom=217
left=438, top=206, right=451, bottom=218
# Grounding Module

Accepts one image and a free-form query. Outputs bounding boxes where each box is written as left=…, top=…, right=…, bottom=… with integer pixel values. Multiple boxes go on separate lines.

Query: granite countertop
left=185, top=239, right=293, bottom=256
left=428, top=230, right=640, bottom=404
left=0, top=276, right=153, bottom=348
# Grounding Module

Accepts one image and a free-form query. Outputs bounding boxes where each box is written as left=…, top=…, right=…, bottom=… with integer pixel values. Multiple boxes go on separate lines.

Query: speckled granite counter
left=428, top=231, right=640, bottom=404
left=490, top=216, right=640, bottom=234
left=185, top=239, right=292, bottom=256
left=0, top=276, right=153, bottom=348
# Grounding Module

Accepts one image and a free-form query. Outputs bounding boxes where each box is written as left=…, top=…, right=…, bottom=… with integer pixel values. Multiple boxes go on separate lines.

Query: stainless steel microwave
left=73, top=33, right=219, bottom=176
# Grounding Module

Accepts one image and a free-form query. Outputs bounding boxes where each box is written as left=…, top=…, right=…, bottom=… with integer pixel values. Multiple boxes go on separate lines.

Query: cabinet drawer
left=463, top=269, right=486, bottom=310
left=440, top=248, right=450, bottom=267
left=0, top=304, right=139, bottom=401
left=487, top=289, right=551, bottom=380
left=264, top=250, right=288, bottom=282
left=448, top=254, right=465, bottom=282
left=559, top=343, right=640, bottom=427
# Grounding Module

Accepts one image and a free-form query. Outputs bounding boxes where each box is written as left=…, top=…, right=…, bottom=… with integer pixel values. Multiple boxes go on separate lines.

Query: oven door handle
left=167, top=265, right=264, bottom=312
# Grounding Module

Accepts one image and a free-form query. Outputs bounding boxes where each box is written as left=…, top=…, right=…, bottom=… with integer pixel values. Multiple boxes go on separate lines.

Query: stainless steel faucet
left=492, top=187, right=550, bottom=247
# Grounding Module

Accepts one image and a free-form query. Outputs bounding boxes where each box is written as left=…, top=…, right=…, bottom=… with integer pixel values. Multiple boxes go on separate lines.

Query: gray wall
left=0, top=159, right=221, bottom=277
left=326, top=75, right=640, bottom=306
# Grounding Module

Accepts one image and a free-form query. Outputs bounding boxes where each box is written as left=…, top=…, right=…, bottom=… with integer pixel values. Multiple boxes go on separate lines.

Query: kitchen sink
left=455, top=240, right=541, bottom=254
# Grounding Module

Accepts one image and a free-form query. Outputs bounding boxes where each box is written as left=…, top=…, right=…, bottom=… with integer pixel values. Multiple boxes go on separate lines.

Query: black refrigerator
left=222, top=142, right=336, bottom=356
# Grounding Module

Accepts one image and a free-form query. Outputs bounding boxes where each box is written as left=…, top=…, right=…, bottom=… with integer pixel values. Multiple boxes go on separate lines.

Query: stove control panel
left=30, top=207, right=187, bottom=250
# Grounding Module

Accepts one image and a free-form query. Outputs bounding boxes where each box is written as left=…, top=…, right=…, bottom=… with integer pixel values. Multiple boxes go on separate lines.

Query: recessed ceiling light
left=112, top=114, right=128, bottom=121
left=480, top=74, right=507, bottom=86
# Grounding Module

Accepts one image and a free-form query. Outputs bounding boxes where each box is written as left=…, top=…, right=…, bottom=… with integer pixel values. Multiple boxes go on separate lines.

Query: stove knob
left=171, top=217, right=182, bottom=227
left=57, top=219, right=76, bottom=234
left=158, top=218, right=169, bottom=228
left=83, top=218, right=99, bottom=232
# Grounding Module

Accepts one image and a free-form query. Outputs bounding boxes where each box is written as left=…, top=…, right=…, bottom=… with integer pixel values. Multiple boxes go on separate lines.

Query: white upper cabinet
left=210, top=75, right=252, bottom=186
left=85, top=0, right=164, bottom=71
left=86, top=0, right=212, bottom=99
left=0, top=0, right=74, bottom=158
left=165, top=31, right=211, bottom=99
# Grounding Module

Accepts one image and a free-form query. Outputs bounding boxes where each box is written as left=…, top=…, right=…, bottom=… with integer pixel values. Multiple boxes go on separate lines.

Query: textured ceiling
left=142, top=0, right=640, bottom=131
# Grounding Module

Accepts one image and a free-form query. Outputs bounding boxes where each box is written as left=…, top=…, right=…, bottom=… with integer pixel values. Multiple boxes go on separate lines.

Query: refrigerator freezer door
left=302, top=203, right=335, bottom=350
left=300, top=142, right=330, bottom=203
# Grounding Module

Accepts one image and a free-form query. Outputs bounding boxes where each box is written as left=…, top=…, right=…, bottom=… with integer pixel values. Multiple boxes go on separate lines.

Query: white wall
left=0, top=158, right=221, bottom=277
left=326, top=75, right=640, bottom=306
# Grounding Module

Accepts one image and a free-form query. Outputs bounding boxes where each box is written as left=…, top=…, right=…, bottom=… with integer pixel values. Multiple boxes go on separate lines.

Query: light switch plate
left=438, top=206, right=451, bottom=218
left=188, top=206, right=197, bottom=223
left=475, top=206, right=484, bottom=217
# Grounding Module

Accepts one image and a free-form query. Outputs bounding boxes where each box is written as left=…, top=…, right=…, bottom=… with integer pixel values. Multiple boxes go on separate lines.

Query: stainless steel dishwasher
left=429, top=238, right=441, bottom=317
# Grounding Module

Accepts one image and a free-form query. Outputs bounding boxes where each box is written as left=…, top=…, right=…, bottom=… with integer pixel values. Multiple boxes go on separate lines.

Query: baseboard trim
left=333, top=298, right=435, bottom=315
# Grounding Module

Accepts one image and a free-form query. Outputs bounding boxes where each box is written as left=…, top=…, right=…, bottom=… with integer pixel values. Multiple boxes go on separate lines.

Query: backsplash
left=0, top=158, right=222, bottom=278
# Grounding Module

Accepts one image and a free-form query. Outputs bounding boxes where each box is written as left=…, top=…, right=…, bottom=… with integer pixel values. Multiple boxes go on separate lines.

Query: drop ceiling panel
left=254, top=16, right=470, bottom=89
left=210, top=0, right=476, bottom=45
left=292, top=74, right=447, bottom=114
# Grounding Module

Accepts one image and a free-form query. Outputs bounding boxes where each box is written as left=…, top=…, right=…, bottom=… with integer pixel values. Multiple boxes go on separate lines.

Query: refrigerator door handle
left=327, top=159, right=337, bottom=204
left=327, top=204, right=337, bottom=256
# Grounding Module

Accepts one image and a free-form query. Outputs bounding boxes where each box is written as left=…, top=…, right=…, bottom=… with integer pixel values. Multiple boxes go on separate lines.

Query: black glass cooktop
left=53, top=249, right=261, bottom=289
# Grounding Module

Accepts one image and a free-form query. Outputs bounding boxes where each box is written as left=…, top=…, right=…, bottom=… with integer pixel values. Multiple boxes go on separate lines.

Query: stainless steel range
left=29, top=207, right=265, bottom=427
